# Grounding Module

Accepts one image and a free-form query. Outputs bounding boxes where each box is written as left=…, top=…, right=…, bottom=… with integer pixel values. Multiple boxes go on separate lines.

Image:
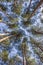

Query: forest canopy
left=0, top=0, right=43, bottom=65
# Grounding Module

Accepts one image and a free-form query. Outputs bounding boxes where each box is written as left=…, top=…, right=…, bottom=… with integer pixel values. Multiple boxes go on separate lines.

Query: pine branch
left=28, top=0, right=43, bottom=19
left=30, top=37, right=43, bottom=51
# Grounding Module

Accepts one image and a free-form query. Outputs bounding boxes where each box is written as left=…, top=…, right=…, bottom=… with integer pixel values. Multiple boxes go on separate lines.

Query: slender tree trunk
left=23, top=56, right=26, bottom=65
left=23, top=56, right=24, bottom=65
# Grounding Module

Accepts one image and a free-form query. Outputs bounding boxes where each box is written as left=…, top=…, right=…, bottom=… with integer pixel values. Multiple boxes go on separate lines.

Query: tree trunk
left=23, top=56, right=26, bottom=65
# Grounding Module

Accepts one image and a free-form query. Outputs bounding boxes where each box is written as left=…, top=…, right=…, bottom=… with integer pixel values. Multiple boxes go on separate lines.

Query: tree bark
left=23, top=56, right=26, bottom=65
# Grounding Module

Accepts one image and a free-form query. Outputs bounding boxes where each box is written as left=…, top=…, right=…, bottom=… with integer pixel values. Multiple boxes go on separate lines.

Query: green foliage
left=8, top=23, right=18, bottom=29
left=1, top=50, right=8, bottom=62
left=0, top=5, right=6, bottom=12
left=6, top=0, right=12, bottom=2
left=8, top=16, right=18, bottom=23
left=20, top=42, right=28, bottom=58
left=0, top=38, right=10, bottom=47
left=8, top=58, right=15, bottom=65
left=0, top=16, right=2, bottom=22
left=12, top=2, right=22, bottom=15
left=0, top=0, right=43, bottom=65
left=22, top=12, right=31, bottom=19
left=23, top=20, right=32, bottom=27
left=27, top=57, right=37, bottom=65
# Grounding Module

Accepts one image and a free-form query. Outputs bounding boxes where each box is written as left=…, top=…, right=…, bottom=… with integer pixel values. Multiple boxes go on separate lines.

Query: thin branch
left=28, top=0, right=43, bottom=19
left=0, top=33, right=15, bottom=43
left=26, top=0, right=32, bottom=14
left=32, top=30, right=43, bottom=34
left=30, top=37, right=43, bottom=51
left=0, top=36, right=11, bottom=43
left=0, top=33, right=9, bottom=36
left=29, top=0, right=32, bottom=8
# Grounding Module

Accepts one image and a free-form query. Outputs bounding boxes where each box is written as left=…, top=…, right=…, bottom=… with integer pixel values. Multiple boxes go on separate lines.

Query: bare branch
left=0, top=36, right=11, bottom=43
left=0, top=33, right=9, bottom=36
